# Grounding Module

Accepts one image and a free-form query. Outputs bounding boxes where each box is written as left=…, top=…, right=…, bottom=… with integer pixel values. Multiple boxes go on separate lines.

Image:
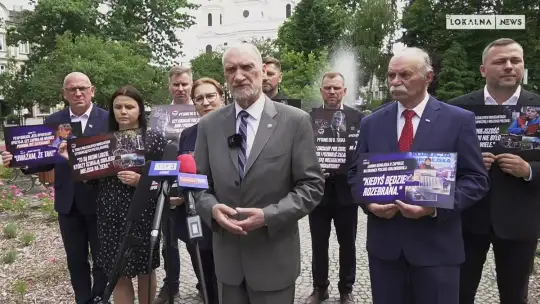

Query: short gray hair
left=169, top=66, right=192, bottom=81
left=392, top=47, right=433, bottom=75
left=222, top=43, right=263, bottom=67
left=482, top=38, right=523, bottom=64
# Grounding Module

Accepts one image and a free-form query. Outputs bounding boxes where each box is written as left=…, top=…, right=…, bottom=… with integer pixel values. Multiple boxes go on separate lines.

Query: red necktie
left=399, top=109, right=415, bottom=152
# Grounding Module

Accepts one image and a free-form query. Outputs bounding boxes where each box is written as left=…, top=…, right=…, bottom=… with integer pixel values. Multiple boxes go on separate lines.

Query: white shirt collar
left=322, top=102, right=344, bottom=110
left=235, top=94, right=266, bottom=120
left=70, top=103, right=93, bottom=118
left=397, top=92, right=430, bottom=118
left=484, top=85, right=521, bottom=105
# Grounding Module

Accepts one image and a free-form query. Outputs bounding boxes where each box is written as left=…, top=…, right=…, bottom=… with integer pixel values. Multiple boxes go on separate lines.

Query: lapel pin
left=267, top=124, right=272, bottom=128
left=425, top=119, right=430, bottom=123
left=89, top=124, right=93, bottom=128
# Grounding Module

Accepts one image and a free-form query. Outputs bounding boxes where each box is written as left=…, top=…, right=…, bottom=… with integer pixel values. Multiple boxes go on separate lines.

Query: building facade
left=175, top=0, right=297, bottom=65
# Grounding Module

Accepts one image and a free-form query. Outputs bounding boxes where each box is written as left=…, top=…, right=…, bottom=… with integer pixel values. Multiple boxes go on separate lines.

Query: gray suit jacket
left=194, top=96, right=325, bottom=291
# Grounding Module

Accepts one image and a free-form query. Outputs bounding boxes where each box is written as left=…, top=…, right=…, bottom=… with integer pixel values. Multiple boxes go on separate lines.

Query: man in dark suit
left=2, top=72, right=109, bottom=304
left=348, top=47, right=489, bottom=304
left=448, top=38, right=540, bottom=304
left=307, top=72, right=363, bottom=304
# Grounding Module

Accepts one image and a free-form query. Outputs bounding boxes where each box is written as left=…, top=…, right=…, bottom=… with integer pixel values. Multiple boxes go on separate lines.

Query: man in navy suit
left=2, top=72, right=109, bottom=304
left=348, top=47, right=489, bottom=304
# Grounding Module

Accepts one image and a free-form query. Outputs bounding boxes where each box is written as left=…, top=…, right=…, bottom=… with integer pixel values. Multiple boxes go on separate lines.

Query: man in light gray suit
left=194, top=43, right=325, bottom=303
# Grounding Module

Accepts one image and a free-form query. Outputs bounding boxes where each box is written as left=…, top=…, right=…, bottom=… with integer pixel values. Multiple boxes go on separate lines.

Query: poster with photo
left=351, top=152, right=457, bottom=209
left=310, top=108, right=361, bottom=173
left=67, top=128, right=145, bottom=181
left=3, top=122, right=82, bottom=168
left=148, top=104, right=199, bottom=144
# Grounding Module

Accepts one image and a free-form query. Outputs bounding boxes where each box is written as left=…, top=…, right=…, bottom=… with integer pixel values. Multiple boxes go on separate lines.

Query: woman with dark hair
left=59, top=85, right=166, bottom=304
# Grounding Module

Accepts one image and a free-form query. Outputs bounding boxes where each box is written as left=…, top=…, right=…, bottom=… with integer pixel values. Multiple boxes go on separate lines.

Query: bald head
left=62, top=71, right=95, bottom=116
left=222, top=43, right=265, bottom=109
left=63, top=72, right=92, bottom=88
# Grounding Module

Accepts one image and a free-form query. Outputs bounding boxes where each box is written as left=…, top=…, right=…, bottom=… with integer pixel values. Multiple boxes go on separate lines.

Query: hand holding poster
left=459, top=105, right=540, bottom=154
left=352, top=152, right=457, bottom=209
left=310, top=108, right=360, bottom=173
left=3, top=122, right=82, bottom=168
left=67, top=128, right=145, bottom=181
left=148, top=104, right=200, bottom=144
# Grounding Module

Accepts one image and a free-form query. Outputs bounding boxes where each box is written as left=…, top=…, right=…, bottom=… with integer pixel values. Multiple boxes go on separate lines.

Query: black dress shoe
left=340, top=292, right=355, bottom=304
left=306, top=288, right=329, bottom=304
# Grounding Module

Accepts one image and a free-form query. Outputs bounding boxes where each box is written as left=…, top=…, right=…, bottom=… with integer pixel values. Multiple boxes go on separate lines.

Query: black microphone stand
left=93, top=222, right=145, bottom=304
left=148, top=178, right=175, bottom=304
left=93, top=178, right=176, bottom=304
left=184, top=190, right=209, bottom=304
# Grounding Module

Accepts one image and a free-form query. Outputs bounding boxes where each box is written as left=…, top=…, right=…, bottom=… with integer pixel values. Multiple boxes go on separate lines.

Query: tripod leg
left=194, top=243, right=209, bottom=304
left=163, top=210, right=175, bottom=304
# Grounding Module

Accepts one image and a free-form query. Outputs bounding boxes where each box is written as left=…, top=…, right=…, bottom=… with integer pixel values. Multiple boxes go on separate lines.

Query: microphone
left=227, top=134, right=242, bottom=148
left=177, top=154, right=207, bottom=241
left=176, top=154, right=210, bottom=304
left=149, top=143, right=180, bottom=249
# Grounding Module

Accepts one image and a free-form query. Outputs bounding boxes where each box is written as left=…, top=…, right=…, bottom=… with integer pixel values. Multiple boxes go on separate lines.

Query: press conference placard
left=310, top=108, right=360, bottom=173
left=351, top=152, right=457, bottom=209
left=3, top=122, right=82, bottom=168
left=458, top=105, right=540, bottom=158
left=67, top=128, right=146, bottom=181
left=148, top=104, right=200, bottom=145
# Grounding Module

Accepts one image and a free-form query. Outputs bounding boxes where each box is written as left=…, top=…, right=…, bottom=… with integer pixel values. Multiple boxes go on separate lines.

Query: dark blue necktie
left=238, top=110, right=249, bottom=178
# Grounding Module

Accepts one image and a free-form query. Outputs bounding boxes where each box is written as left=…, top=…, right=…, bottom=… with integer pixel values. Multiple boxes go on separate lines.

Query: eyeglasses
left=64, top=86, right=92, bottom=94
left=193, top=92, right=219, bottom=105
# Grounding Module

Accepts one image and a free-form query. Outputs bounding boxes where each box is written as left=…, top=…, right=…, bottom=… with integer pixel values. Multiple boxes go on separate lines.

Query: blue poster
left=3, top=122, right=82, bottom=168
left=352, top=152, right=458, bottom=209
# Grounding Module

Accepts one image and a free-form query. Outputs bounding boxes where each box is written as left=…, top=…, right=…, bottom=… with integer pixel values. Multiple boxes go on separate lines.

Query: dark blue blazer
left=348, top=96, right=489, bottom=266
left=176, top=123, right=213, bottom=250
left=25, top=105, right=109, bottom=215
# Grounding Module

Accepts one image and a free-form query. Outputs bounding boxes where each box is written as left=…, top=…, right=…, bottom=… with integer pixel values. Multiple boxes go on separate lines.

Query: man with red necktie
left=348, top=47, right=489, bottom=304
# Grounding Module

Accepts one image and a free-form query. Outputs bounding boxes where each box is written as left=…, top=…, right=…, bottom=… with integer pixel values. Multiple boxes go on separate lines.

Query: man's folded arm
left=262, top=114, right=325, bottom=235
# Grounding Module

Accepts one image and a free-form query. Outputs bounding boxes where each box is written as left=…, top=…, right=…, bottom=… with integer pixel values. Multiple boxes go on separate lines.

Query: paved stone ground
left=155, top=213, right=501, bottom=304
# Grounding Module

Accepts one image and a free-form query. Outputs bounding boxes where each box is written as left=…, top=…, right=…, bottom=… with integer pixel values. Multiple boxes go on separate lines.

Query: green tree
left=103, top=0, right=197, bottom=64
left=347, top=0, right=397, bottom=103
left=190, top=51, right=225, bottom=84
left=277, top=0, right=347, bottom=55
left=280, top=48, right=331, bottom=110
left=241, top=37, right=281, bottom=58
left=400, top=0, right=540, bottom=95
left=437, top=42, right=477, bottom=101
left=27, top=33, right=163, bottom=108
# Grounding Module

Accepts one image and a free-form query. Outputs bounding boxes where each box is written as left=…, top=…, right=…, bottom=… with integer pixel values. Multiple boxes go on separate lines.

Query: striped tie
left=238, top=110, right=249, bottom=178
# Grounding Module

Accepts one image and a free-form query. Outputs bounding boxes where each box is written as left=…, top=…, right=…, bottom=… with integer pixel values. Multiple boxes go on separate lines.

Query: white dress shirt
left=396, top=92, right=430, bottom=140
left=484, top=85, right=521, bottom=105
left=484, top=85, right=532, bottom=180
left=171, top=99, right=193, bottom=105
left=235, top=94, right=266, bottom=160
left=70, top=103, right=93, bottom=133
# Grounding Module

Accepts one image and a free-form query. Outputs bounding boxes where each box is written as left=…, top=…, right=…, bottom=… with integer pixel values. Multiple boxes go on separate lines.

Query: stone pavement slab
left=156, top=214, right=500, bottom=303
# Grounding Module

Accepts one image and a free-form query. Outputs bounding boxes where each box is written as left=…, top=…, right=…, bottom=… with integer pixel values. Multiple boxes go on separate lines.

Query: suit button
left=235, top=181, right=240, bottom=186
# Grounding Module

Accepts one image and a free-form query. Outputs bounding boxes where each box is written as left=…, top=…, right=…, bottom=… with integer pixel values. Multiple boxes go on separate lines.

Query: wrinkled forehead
left=322, top=77, right=345, bottom=87
left=388, top=56, right=422, bottom=73
left=224, top=48, right=260, bottom=67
